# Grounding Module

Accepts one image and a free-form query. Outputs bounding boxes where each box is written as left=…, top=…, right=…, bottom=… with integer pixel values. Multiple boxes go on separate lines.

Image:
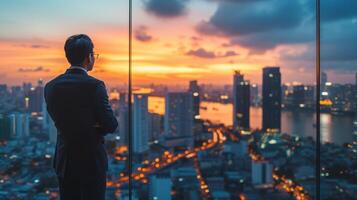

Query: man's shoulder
left=45, top=73, right=104, bottom=90
left=87, top=74, right=104, bottom=85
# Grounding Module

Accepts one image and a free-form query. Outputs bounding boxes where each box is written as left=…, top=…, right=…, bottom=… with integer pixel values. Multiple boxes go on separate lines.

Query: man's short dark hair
left=64, top=34, right=94, bottom=66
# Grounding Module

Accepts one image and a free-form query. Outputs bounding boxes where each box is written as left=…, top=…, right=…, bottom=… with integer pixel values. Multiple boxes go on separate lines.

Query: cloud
left=13, top=44, right=50, bottom=49
left=18, top=66, right=50, bottom=72
left=228, top=23, right=315, bottom=53
left=135, top=26, right=153, bottom=42
left=186, top=48, right=238, bottom=58
left=143, top=0, right=189, bottom=18
left=186, top=48, right=215, bottom=58
left=321, top=0, right=357, bottom=22
left=196, top=0, right=315, bottom=53
left=223, top=50, right=238, bottom=57
left=198, top=0, right=307, bottom=36
left=321, top=20, right=357, bottom=62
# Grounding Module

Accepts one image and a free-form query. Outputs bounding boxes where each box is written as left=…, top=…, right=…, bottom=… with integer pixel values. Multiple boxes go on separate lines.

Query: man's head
left=64, top=34, right=95, bottom=71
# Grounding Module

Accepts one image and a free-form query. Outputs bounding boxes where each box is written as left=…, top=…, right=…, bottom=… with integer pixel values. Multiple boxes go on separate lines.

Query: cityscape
left=0, top=68, right=356, bottom=199
left=1, top=0, right=357, bottom=200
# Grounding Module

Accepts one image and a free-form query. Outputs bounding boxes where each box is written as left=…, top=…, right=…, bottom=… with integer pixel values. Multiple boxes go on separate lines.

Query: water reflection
left=148, top=96, right=353, bottom=145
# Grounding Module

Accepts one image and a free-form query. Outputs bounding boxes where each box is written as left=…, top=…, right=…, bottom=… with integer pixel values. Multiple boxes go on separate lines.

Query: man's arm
left=94, top=81, right=118, bottom=134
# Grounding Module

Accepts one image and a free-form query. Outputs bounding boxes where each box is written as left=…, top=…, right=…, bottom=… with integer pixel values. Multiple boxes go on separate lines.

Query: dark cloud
left=198, top=0, right=307, bottom=36
left=321, top=0, right=357, bottom=22
left=143, top=0, right=189, bottom=18
left=228, top=23, right=315, bottom=53
left=223, top=50, right=238, bottom=57
left=321, top=19, right=357, bottom=71
left=30, top=44, right=49, bottom=48
left=135, top=26, right=153, bottom=42
left=186, top=48, right=215, bottom=58
left=186, top=48, right=238, bottom=58
left=197, top=0, right=357, bottom=75
left=196, top=0, right=315, bottom=53
left=18, top=66, right=50, bottom=72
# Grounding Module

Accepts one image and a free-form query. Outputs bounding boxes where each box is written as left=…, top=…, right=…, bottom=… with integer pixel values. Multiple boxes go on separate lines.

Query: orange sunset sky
left=0, top=0, right=355, bottom=87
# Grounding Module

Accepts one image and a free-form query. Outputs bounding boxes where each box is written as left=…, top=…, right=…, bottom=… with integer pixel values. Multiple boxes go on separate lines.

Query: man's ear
left=88, top=54, right=93, bottom=63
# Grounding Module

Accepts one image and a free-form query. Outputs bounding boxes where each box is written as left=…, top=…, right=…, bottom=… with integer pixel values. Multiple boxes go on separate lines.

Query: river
left=148, top=96, right=355, bottom=145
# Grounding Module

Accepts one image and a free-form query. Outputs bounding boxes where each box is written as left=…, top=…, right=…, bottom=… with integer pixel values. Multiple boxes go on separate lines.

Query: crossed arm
left=94, top=81, right=118, bottom=134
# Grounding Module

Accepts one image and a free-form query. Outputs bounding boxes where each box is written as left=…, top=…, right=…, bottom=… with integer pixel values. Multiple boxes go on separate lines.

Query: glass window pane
left=0, top=1, right=129, bottom=199
left=132, top=0, right=316, bottom=199
left=321, top=1, right=357, bottom=199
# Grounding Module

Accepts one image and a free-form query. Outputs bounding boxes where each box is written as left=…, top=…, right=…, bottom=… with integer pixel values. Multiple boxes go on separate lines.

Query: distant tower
left=188, top=80, right=200, bottom=120
left=149, top=175, right=172, bottom=200
left=0, top=114, right=11, bottom=140
left=29, top=79, right=44, bottom=113
left=133, top=94, right=149, bottom=153
left=292, top=85, right=305, bottom=108
left=233, top=71, right=250, bottom=130
left=118, top=93, right=129, bottom=145
left=262, top=67, right=281, bottom=132
left=8, top=112, right=30, bottom=139
left=321, top=71, right=328, bottom=95
left=251, top=160, right=273, bottom=185
left=164, top=92, right=193, bottom=147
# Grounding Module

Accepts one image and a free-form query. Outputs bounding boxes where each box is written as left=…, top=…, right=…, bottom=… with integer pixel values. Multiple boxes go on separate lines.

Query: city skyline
left=0, top=1, right=356, bottom=199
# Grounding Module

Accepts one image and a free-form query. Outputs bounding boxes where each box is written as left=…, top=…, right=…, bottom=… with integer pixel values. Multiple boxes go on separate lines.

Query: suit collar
left=65, top=66, right=88, bottom=75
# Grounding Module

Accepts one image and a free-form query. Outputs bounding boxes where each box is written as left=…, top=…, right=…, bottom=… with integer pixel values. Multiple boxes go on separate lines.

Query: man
left=44, top=34, right=118, bottom=200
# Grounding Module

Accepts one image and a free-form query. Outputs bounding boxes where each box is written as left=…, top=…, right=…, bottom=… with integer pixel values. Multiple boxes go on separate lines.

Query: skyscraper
left=149, top=175, right=172, bottom=200
left=133, top=94, right=149, bottom=153
left=164, top=92, right=193, bottom=147
left=188, top=80, right=200, bottom=120
left=0, top=114, right=11, bottom=140
left=321, top=71, right=328, bottom=96
left=233, top=71, right=250, bottom=130
left=8, top=112, right=30, bottom=138
left=251, top=160, right=273, bottom=185
left=321, top=71, right=327, bottom=87
left=262, top=67, right=281, bottom=132
left=28, top=79, right=44, bottom=113
left=292, top=85, right=305, bottom=108
left=119, top=92, right=129, bottom=145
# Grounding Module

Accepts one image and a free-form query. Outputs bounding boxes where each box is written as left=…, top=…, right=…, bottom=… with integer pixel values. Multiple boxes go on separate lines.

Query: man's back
left=47, top=34, right=118, bottom=200
left=45, top=67, right=118, bottom=179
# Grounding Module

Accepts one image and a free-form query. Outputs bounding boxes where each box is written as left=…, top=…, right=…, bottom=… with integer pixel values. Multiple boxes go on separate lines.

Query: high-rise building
left=321, top=71, right=327, bottom=87
left=321, top=71, right=328, bottom=97
left=164, top=92, right=193, bottom=147
left=251, top=160, right=273, bottom=185
left=133, top=94, right=149, bottom=153
left=22, top=82, right=32, bottom=95
left=0, top=114, right=11, bottom=140
left=354, top=72, right=357, bottom=112
left=149, top=113, right=163, bottom=141
left=262, top=67, right=281, bottom=132
left=28, top=79, right=44, bottom=113
left=188, top=80, right=200, bottom=120
left=292, top=85, right=305, bottom=108
left=233, top=71, right=250, bottom=130
left=250, top=83, right=259, bottom=106
left=8, top=112, right=30, bottom=138
left=149, top=175, right=172, bottom=200
left=119, top=93, right=129, bottom=145
left=0, top=84, right=7, bottom=94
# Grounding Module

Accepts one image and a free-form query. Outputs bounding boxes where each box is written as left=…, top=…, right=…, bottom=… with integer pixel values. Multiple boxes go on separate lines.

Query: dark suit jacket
left=44, top=68, right=118, bottom=179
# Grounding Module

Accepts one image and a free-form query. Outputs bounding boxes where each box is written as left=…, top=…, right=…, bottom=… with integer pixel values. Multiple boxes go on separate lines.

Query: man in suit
left=44, top=34, right=118, bottom=200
